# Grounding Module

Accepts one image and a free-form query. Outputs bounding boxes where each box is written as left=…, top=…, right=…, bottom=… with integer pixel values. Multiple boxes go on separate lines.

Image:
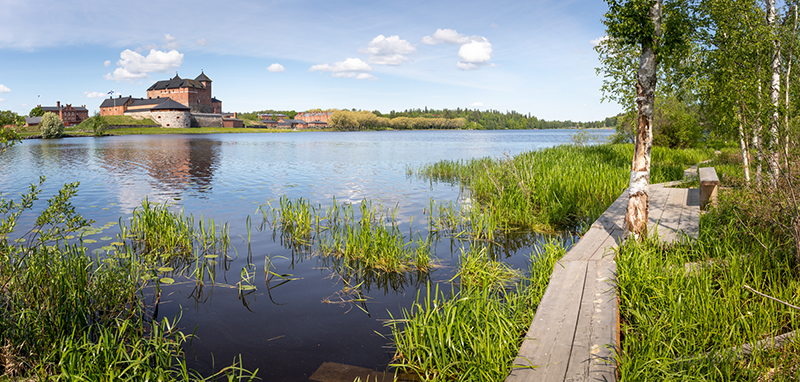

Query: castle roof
left=147, top=73, right=206, bottom=91
left=99, top=96, right=133, bottom=108
left=151, top=98, right=190, bottom=111
left=195, top=72, right=212, bottom=82
left=41, top=105, right=88, bottom=112
left=129, top=97, right=171, bottom=107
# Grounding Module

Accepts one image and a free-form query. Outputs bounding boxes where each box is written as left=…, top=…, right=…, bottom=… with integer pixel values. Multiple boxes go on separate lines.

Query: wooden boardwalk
left=506, top=182, right=700, bottom=382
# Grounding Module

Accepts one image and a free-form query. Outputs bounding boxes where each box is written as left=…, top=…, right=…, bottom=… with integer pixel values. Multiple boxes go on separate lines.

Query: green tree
left=39, top=112, right=64, bottom=139
left=0, top=110, right=24, bottom=127
left=28, top=106, right=44, bottom=117
left=86, top=112, right=108, bottom=137
left=602, top=0, right=696, bottom=239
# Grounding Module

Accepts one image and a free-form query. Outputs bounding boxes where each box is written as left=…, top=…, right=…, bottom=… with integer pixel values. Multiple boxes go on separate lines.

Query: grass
left=0, top=180, right=257, bottom=380
left=413, top=143, right=714, bottom=232
left=616, top=150, right=800, bottom=381
left=262, top=196, right=432, bottom=273
left=386, top=240, right=566, bottom=381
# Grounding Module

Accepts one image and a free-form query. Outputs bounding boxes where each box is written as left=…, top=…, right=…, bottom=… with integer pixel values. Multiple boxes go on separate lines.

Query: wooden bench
left=699, top=167, right=719, bottom=208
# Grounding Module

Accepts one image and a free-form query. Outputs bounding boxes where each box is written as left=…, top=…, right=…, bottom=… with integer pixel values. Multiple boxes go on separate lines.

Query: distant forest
left=238, top=108, right=619, bottom=130
left=376, top=108, right=619, bottom=130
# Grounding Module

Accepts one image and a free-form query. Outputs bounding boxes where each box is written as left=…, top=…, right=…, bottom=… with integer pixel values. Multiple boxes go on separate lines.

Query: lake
left=0, top=129, right=608, bottom=380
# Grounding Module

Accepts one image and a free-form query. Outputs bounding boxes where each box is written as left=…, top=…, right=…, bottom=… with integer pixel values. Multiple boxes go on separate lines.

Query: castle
left=99, top=72, right=241, bottom=128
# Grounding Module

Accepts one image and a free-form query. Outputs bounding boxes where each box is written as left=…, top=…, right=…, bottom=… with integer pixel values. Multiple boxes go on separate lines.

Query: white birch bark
left=784, top=5, right=797, bottom=170
left=767, top=0, right=782, bottom=188
left=625, top=0, right=661, bottom=240
left=737, top=106, right=751, bottom=183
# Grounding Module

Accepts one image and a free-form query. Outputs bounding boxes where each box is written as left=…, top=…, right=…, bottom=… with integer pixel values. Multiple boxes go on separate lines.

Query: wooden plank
left=508, top=261, right=588, bottom=382
left=588, top=226, right=622, bottom=261
left=647, top=185, right=671, bottom=227
left=309, top=362, right=391, bottom=382
left=658, top=187, right=686, bottom=243
left=592, top=191, right=629, bottom=232
left=587, top=260, right=618, bottom=382
left=564, top=261, right=597, bottom=380
left=676, top=188, right=700, bottom=240
left=564, top=260, right=618, bottom=382
left=562, top=228, right=611, bottom=262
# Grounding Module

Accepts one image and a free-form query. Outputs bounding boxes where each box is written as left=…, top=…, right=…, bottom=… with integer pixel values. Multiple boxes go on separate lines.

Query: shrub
left=85, top=112, right=108, bottom=136
left=39, top=112, right=64, bottom=139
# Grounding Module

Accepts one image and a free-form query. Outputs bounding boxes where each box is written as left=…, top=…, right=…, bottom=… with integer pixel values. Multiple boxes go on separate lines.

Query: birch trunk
left=784, top=5, right=797, bottom=170
left=625, top=0, right=661, bottom=240
left=755, top=60, right=764, bottom=184
left=737, top=106, right=751, bottom=183
left=767, top=0, right=782, bottom=188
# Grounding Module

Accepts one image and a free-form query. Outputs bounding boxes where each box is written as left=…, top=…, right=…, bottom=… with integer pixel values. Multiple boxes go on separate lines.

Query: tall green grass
left=386, top=241, right=566, bottom=381
left=264, top=197, right=432, bottom=272
left=616, top=188, right=800, bottom=381
left=0, top=181, right=256, bottom=380
left=415, top=144, right=713, bottom=232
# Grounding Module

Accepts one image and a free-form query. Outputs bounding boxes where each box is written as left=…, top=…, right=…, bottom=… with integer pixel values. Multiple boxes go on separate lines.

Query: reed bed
left=616, top=187, right=800, bottom=380
left=0, top=181, right=256, bottom=380
left=264, top=197, right=432, bottom=273
left=415, top=144, right=713, bottom=232
left=387, top=241, right=566, bottom=381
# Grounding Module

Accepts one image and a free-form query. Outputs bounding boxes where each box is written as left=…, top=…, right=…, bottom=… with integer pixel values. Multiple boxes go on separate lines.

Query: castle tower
left=195, top=71, right=212, bottom=104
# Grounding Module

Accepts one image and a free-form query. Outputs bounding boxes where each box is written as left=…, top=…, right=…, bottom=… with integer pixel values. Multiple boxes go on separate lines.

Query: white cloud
left=0, top=84, right=9, bottom=93
left=0, top=98, right=5, bottom=102
left=310, top=58, right=375, bottom=80
left=104, top=49, right=184, bottom=82
left=591, top=36, right=609, bottom=46
left=267, top=63, right=285, bottom=72
left=196, top=38, right=208, bottom=46
left=164, top=34, right=179, bottom=50
left=457, top=37, right=493, bottom=70
left=470, top=102, right=484, bottom=107
left=103, top=60, right=111, bottom=67
left=422, top=29, right=470, bottom=45
left=361, top=35, right=416, bottom=65
left=84, top=91, right=106, bottom=98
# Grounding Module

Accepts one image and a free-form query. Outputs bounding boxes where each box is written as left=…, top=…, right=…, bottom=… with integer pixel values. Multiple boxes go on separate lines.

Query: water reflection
left=98, top=137, right=221, bottom=197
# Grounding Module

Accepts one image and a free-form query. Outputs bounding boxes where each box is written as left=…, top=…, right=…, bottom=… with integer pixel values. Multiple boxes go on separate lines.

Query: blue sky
left=0, top=0, right=622, bottom=122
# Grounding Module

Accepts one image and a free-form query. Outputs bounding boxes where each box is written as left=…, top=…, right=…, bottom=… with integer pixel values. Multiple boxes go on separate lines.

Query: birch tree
left=603, top=0, right=694, bottom=239
left=767, top=0, right=783, bottom=188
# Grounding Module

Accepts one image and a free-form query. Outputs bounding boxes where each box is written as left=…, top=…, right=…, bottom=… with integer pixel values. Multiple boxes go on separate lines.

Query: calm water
left=0, top=129, right=606, bottom=380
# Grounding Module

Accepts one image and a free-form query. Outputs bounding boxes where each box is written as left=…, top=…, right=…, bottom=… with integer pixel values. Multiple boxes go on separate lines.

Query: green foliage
left=0, top=179, right=256, bottom=380
left=604, top=0, right=697, bottom=62
left=387, top=241, right=565, bottom=381
left=28, top=106, right=44, bottom=117
left=413, top=144, right=712, bottom=232
left=79, top=112, right=109, bottom=136
left=653, top=94, right=703, bottom=148
left=0, top=126, right=19, bottom=154
left=616, top=186, right=800, bottom=380
left=0, top=110, right=23, bottom=127
left=39, top=112, right=64, bottom=139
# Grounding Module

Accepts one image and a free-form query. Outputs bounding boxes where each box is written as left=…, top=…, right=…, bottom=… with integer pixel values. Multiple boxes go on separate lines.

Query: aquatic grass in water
left=387, top=241, right=566, bottom=381
left=414, top=144, right=713, bottom=232
left=0, top=181, right=256, bottom=379
left=266, top=197, right=432, bottom=273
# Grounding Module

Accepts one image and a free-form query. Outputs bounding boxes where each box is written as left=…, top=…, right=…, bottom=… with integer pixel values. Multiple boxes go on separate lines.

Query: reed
left=387, top=241, right=566, bottom=381
left=414, top=144, right=713, bottom=232
left=616, top=187, right=800, bottom=380
left=0, top=181, right=255, bottom=380
left=268, top=197, right=432, bottom=273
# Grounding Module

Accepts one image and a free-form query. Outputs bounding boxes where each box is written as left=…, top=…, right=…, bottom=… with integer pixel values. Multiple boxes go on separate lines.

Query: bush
left=80, top=112, right=108, bottom=136
left=39, top=112, right=64, bottom=139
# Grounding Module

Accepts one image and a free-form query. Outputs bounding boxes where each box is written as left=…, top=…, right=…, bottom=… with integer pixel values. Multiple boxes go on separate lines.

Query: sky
left=0, top=0, right=622, bottom=122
